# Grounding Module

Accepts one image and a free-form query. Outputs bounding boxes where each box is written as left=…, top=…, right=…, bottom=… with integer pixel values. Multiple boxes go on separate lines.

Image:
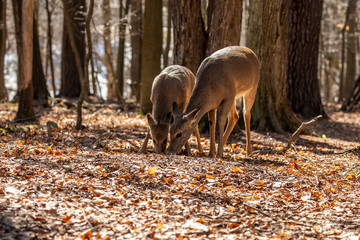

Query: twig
left=334, top=146, right=360, bottom=154
left=282, top=115, right=323, bottom=154
left=243, top=203, right=271, bottom=218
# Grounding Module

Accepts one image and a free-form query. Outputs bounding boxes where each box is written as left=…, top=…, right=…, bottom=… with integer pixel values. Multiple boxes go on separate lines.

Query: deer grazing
left=167, top=46, right=260, bottom=157
left=138, top=65, right=203, bottom=154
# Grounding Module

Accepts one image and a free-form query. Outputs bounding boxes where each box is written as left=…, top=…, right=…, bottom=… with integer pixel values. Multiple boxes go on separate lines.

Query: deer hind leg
left=194, top=125, right=203, bottom=154
left=243, top=89, right=257, bottom=157
left=138, top=130, right=151, bottom=153
left=216, top=99, right=236, bottom=157
left=208, top=109, right=216, bottom=157
left=223, top=101, right=239, bottom=146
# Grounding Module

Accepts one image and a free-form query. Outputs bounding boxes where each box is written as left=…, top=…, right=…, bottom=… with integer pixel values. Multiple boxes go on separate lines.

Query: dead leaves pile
left=0, top=103, right=359, bottom=239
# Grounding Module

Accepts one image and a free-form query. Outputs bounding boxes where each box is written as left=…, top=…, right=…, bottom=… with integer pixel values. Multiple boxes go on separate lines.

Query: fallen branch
left=334, top=146, right=360, bottom=155
left=282, top=115, right=323, bottom=154
left=243, top=203, right=271, bottom=218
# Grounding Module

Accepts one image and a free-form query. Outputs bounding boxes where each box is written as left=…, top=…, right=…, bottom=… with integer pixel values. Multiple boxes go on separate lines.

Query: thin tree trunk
left=76, top=0, right=94, bottom=130
left=0, top=0, right=7, bottom=102
left=45, top=0, right=56, bottom=97
left=163, top=0, right=172, bottom=67
left=102, top=0, right=117, bottom=101
left=116, top=0, right=130, bottom=101
left=129, top=0, right=142, bottom=102
left=16, top=0, right=35, bottom=121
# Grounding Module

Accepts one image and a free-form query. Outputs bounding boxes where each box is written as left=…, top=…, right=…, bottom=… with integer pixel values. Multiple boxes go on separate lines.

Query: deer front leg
left=217, top=100, right=235, bottom=157
left=223, top=102, right=239, bottom=145
left=194, top=125, right=203, bottom=154
left=208, top=109, right=216, bottom=157
left=138, top=130, right=151, bottom=153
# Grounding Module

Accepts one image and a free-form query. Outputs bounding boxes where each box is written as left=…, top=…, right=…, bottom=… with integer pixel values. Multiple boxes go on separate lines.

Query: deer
left=138, top=65, right=203, bottom=154
left=167, top=46, right=260, bottom=158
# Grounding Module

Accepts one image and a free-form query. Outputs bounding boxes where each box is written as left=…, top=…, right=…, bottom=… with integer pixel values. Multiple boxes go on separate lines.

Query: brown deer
left=138, top=65, right=203, bottom=154
left=167, top=46, right=260, bottom=157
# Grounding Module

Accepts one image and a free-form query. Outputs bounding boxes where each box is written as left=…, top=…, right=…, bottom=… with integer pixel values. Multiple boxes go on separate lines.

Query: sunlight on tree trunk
left=0, top=0, right=7, bottom=102
left=16, top=0, right=35, bottom=121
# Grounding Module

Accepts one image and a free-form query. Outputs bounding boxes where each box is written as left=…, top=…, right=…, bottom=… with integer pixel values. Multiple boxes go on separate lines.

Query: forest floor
left=0, top=100, right=359, bottom=240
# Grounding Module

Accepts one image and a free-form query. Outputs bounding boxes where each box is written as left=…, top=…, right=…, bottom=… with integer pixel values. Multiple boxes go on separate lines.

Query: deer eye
left=175, top=133, right=182, bottom=138
left=153, top=139, right=157, bottom=145
left=163, top=139, right=167, bottom=145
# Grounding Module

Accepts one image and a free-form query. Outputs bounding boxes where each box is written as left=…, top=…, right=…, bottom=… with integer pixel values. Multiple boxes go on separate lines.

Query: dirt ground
left=0, top=102, right=359, bottom=239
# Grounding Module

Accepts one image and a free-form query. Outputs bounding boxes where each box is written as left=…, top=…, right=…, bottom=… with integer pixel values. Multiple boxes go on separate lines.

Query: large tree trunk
left=13, top=0, right=49, bottom=103
left=172, top=0, right=206, bottom=74
left=205, top=0, right=242, bottom=56
left=287, top=0, right=325, bottom=119
left=248, top=0, right=301, bottom=133
left=60, top=0, right=86, bottom=98
left=139, top=0, right=162, bottom=114
left=16, top=0, right=35, bottom=121
left=0, top=0, right=7, bottom=102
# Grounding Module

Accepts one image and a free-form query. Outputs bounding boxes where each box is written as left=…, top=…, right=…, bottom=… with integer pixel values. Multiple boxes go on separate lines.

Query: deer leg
left=216, top=100, right=234, bottom=157
left=243, top=90, right=257, bottom=157
left=194, top=125, right=203, bottom=154
left=223, top=102, right=239, bottom=145
left=138, top=130, right=151, bottom=153
left=208, top=109, right=216, bottom=157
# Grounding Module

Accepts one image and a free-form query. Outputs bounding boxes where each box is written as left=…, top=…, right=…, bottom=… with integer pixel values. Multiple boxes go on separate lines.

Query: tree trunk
left=163, top=0, right=172, bottom=67
left=16, top=0, right=35, bottom=121
left=248, top=0, right=301, bottom=133
left=45, top=0, right=56, bottom=97
left=343, top=0, right=357, bottom=101
left=140, top=0, right=162, bottom=114
left=60, top=0, right=86, bottom=98
left=0, top=0, right=7, bottom=102
left=205, top=0, right=242, bottom=56
left=116, top=0, right=130, bottom=100
left=129, top=0, right=142, bottom=102
left=172, top=0, right=206, bottom=74
left=76, top=0, right=94, bottom=130
left=102, top=0, right=117, bottom=101
left=287, top=0, right=325, bottom=119
left=32, top=14, right=49, bottom=103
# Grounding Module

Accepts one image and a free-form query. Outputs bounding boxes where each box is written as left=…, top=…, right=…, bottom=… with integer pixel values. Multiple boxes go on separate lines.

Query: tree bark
left=102, top=0, right=117, bottom=101
left=16, top=0, right=35, bottom=121
left=32, top=14, right=49, bottom=103
left=172, top=0, right=206, bottom=74
left=248, top=0, right=302, bottom=133
left=287, top=0, right=325, bottom=119
left=60, top=0, right=86, bottom=98
left=0, top=0, right=7, bottom=102
left=140, top=0, right=162, bottom=114
left=163, top=0, right=172, bottom=67
left=116, top=0, right=130, bottom=101
left=45, top=0, right=56, bottom=97
left=76, top=0, right=94, bottom=130
left=129, top=0, right=142, bottom=102
left=205, top=0, right=242, bottom=56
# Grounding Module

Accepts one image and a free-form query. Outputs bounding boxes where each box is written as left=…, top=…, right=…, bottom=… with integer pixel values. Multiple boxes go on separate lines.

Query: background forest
left=1, top=1, right=360, bottom=239
left=0, top=0, right=359, bottom=125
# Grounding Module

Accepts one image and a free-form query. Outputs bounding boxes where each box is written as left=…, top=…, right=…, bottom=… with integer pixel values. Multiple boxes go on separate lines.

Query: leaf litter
left=0, top=102, right=359, bottom=239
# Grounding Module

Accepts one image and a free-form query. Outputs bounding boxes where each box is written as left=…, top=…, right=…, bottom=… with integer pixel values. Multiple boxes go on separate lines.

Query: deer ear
left=146, top=113, right=156, bottom=127
left=172, top=102, right=182, bottom=117
left=183, top=107, right=201, bottom=123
